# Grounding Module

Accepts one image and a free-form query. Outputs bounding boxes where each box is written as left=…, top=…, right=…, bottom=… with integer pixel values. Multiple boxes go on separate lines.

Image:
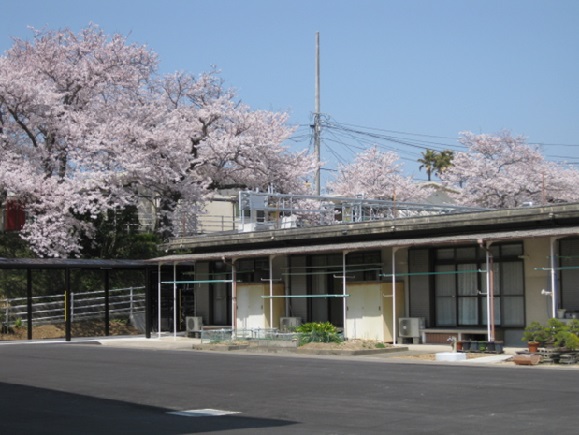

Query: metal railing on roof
left=238, top=191, right=487, bottom=233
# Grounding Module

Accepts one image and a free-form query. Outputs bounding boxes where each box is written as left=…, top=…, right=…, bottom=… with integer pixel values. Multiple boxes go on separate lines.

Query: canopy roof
left=148, top=226, right=579, bottom=265
left=0, top=258, right=149, bottom=270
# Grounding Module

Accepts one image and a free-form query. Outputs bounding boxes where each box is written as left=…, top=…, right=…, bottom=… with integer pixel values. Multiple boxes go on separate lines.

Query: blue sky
left=2, top=1, right=579, bottom=186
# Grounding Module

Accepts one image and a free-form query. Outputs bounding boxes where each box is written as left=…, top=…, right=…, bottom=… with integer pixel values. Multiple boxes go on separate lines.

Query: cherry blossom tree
left=440, top=131, right=579, bottom=208
left=327, top=147, right=430, bottom=202
left=0, top=25, right=315, bottom=257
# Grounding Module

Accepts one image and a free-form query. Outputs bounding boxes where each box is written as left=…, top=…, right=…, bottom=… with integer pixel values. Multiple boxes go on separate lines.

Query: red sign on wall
left=5, top=199, right=25, bottom=231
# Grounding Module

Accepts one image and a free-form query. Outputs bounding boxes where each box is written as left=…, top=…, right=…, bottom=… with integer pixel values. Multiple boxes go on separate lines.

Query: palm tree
left=418, top=149, right=438, bottom=181
left=434, top=150, right=454, bottom=177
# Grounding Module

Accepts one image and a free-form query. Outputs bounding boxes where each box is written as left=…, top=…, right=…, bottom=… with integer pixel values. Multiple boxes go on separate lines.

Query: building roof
left=0, top=258, right=150, bottom=270
left=148, top=225, right=579, bottom=265
left=163, top=202, right=579, bottom=254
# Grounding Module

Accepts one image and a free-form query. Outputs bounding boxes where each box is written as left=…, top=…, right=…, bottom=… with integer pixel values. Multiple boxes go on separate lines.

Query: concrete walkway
left=93, top=334, right=519, bottom=364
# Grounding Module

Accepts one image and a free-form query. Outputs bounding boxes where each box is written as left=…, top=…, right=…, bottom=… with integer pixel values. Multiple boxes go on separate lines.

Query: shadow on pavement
left=0, top=382, right=296, bottom=434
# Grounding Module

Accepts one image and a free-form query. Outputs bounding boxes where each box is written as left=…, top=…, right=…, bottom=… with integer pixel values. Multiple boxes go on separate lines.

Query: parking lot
left=1, top=341, right=578, bottom=434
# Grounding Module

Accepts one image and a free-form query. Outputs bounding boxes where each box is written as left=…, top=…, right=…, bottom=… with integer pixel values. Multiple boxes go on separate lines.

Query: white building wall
left=524, top=238, right=554, bottom=324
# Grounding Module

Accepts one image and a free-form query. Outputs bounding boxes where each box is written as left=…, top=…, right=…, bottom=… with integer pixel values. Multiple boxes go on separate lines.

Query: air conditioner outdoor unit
left=398, top=317, right=425, bottom=339
left=279, top=317, right=301, bottom=332
left=186, top=316, right=203, bottom=337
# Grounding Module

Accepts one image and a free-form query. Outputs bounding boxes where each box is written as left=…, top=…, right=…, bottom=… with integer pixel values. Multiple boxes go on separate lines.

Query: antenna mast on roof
left=313, top=32, right=321, bottom=196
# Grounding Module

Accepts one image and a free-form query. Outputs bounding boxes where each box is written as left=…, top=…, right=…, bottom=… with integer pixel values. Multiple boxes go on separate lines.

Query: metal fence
left=1, top=286, right=146, bottom=326
left=200, top=328, right=344, bottom=345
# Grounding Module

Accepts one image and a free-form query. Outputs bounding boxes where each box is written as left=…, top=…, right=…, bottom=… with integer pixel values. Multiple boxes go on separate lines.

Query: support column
left=26, top=268, right=32, bottom=340
left=392, top=247, right=399, bottom=345
left=145, top=267, right=152, bottom=339
left=157, top=264, right=162, bottom=338
left=342, top=251, right=349, bottom=339
left=550, top=237, right=558, bottom=319
left=104, top=269, right=110, bottom=337
left=65, top=268, right=71, bottom=342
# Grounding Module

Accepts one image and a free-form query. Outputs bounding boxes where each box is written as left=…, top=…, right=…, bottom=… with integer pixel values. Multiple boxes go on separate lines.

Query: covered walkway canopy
left=0, top=258, right=152, bottom=341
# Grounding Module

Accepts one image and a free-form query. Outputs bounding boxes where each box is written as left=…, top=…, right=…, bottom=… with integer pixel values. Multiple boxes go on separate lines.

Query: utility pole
left=313, top=32, right=321, bottom=196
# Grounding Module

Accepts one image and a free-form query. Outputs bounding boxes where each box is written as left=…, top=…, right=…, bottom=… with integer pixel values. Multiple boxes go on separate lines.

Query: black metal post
left=65, top=268, right=71, bottom=341
left=26, top=268, right=32, bottom=340
left=104, top=269, right=110, bottom=337
left=145, top=267, right=151, bottom=339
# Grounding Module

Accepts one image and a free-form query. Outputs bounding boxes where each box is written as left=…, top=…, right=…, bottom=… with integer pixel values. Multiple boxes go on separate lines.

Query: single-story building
left=148, top=202, right=579, bottom=347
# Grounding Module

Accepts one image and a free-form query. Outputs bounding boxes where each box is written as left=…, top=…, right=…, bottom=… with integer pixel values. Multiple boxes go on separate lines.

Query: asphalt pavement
left=1, top=339, right=579, bottom=434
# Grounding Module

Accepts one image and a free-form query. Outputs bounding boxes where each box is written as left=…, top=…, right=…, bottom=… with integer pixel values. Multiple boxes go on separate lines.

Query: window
left=236, top=258, right=269, bottom=283
left=346, top=251, right=382, bottom=281
left=433, top=243, right=524, bottom=327
left=559, top=239, right=579, bottom=311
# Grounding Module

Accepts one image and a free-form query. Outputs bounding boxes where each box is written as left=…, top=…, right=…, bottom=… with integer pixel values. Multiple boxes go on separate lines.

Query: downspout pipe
left=479, top=239, right=494, bottom=342
left=231, top=259, right=237, bottom=335
left=269, top=255, right=275, bottom=328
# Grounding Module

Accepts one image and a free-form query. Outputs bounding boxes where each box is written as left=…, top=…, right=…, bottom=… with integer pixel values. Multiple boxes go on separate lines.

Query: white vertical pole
left=173, top=262, right=177, bottom=339
left=550, top=238, right=557, bottom=319
left=313, top=32, right=321, bottom=195
left=71, top=292, right=74, bottom=323
left=342, top=251, right=348, bottom=339
left=485, top=246, right=491, bottom=341
left=392, top=248, right=398, bottom=345
left=231, top=260, right=237, bottom=335
left=488, top=242, right=496, bottom=342
left=269, top=255, right=274, bottom=329
left=157, top=263, right=161, bottom=338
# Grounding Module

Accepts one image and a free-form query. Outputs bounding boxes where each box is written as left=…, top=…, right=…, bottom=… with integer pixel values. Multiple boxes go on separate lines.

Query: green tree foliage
left=79, top=206, right=161, bottom=259
left=418, top=149, right=454, bottom=181
left=418, top=149, right=437, bottom=181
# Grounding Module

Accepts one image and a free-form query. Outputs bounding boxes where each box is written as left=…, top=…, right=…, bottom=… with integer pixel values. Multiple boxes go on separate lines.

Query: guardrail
left=1, top=286, right=146, bottom=326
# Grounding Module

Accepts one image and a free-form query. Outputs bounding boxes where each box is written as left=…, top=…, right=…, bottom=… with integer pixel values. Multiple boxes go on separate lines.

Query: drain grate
left=167, top=409, right=240, bottom=417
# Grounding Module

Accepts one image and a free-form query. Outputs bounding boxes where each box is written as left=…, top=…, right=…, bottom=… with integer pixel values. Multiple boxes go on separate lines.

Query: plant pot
left=528, top=341, right=540, bottom=353
left=513, top=354, right=541, bottom=365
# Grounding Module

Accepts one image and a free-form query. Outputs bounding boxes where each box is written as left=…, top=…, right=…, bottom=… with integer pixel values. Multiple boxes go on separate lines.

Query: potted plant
left=522, top=321, right=547, bottom=353
left=552, top=319, right=579, bottom=351
left=544, top=318, right=566, bottom=348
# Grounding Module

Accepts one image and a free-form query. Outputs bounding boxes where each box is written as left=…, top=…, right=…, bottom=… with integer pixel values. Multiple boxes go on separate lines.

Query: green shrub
left=522, top=321, right=548, bottom=343
left=295, top=322, right=343, bottom=346
left=522, top=318, right=579, bottom=350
